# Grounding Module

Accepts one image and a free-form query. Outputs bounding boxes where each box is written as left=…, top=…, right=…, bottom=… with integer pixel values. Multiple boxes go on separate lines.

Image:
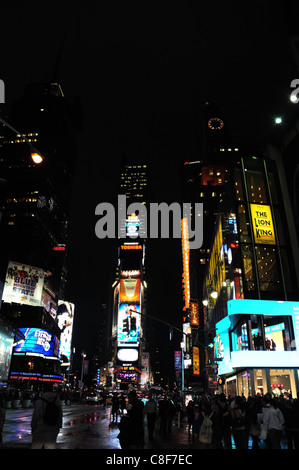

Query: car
left=84, top=393, right=103, bottom=404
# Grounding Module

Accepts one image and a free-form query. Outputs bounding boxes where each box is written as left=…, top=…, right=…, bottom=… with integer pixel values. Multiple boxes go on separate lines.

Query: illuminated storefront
left=215, top=299, right=299, bottom=397
left=203, top=154, right=299, bottom=396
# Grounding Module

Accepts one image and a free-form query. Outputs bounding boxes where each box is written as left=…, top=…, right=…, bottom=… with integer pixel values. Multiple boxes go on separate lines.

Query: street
left=1, top=402, right=290, bottom=452
left=1, top=403, right=193, bottom=450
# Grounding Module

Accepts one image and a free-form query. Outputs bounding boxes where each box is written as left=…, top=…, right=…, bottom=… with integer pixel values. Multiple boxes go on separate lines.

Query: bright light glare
left=31, top=152, right=43, bottom=164
left=275, top=117, right=282, bottom=124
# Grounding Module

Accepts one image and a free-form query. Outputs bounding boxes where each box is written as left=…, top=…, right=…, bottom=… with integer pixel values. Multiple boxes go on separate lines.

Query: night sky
left=1, top=1, right=298, bottom=379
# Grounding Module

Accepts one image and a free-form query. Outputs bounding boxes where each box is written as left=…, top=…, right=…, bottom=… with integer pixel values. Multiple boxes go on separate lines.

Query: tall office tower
left=0, top=82, right=82, bottom=387
left=179, top=102, right=236, bottom=390
left=109, top=156, right=148, bottom=391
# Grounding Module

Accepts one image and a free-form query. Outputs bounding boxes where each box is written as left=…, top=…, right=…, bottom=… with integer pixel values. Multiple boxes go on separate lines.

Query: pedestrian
left=31, top=382, right=63, bottom=449
left=186, top=400, right=195, bottom=438
left=247, top=396, right=262, bottom=449
left=260, top=396, right=285, bottom=449
left=144, top=393, right=157, bottom=441
left=217, top=393, right=232, bottom=449
left=0, top=394, right=6, bottom=444
left=282, top=398, right=299, bottom=449
left=230, top=395, right=248, bottom=449
left=192, top=405, right=201, bottom=445
left=117, top=390, right=144, bottom=449
left=198, top=401, right=217, bottom=449
left=165, top=397, right=176, bottom=434
left=158, top=396, right=168, bottom=436
left=111, top=392, right=120, bottom=422
left=120, top=394, right=126, bottom=415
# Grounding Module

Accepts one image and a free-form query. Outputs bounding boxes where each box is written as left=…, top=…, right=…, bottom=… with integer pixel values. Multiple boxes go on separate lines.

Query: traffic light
left=208, top=332, right=214, bottom=350
left=123, top=317, right=129, bottom=335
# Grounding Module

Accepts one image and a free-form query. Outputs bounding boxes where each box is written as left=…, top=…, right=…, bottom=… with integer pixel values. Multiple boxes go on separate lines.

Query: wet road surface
left=1, top=403, right=290, bottom=450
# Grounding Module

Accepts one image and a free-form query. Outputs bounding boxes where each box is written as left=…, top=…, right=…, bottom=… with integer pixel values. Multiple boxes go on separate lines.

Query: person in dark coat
left=31, top=382, right=63, bottom=449
left=217, top=394, right=232, bottom=449
left=186, top=400, right=195, bottom=438
left=117, top=391, right=144, bottom=449
left=111, top=393, right=120, bottom=422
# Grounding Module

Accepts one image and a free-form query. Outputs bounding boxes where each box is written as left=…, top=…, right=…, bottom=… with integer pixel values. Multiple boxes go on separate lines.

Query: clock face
left=208, top=117, right=224, bottom=130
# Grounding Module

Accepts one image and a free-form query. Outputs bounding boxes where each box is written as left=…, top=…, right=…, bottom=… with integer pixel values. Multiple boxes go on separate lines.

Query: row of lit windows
left=200, top=192, right=220, bottom=197
left=6, top=197, right=37, bottom=204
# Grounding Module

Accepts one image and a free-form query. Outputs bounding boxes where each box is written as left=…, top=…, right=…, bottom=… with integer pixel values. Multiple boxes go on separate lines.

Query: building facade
left=203, top=151, right=299, bottom=397
left=0, top=83, right=81, bottom=389
left=108, top=157, right=149, bottom=391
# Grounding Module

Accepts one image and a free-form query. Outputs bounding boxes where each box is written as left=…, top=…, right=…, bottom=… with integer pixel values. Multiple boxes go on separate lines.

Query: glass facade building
left=203, top=153, right=299, bottom=397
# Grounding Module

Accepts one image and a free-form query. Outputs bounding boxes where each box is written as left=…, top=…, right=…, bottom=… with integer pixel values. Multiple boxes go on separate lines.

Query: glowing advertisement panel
left=117, top=348, right=139, bottom=363
left=0, top=326, right=14, bottom=383
left=216, top=300, right=299, bottom=375
left=14, top=328, right=59, bottom=358
left=119, top=278, right=141, bottom=303
left=2, top=261, right=44, bottom=306
left=117, top=304, right=141, bottom=346
left=215, top=315, right=234, bottom=375
left=57, top=301, right=75, bottom=364
left=250, top=204, right=276, bottom=245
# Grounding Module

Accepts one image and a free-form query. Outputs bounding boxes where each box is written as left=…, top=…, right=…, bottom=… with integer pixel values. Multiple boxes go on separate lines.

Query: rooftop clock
left=208, top=117, right=224, bottom=130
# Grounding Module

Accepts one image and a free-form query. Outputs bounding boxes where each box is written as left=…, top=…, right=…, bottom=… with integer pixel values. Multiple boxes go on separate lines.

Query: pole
left=80, top=351, right=86, bottom=389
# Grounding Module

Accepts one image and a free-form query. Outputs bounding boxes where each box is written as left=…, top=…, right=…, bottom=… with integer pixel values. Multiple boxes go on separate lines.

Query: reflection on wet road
left=2, top=403, right=122, bottom=449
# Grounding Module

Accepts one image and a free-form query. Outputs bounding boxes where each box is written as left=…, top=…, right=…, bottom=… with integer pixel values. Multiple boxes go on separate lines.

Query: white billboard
left=2, top=261, right=44, bottom=306
left=57, top=301, right=75, bottom=365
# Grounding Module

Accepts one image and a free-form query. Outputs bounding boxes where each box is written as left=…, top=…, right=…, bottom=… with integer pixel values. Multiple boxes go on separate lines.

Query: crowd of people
left=186, top=392, right=299, bottom=449
left=2, top=384, right=299, bottom=450
left=113, top=389, right=299, bottom=450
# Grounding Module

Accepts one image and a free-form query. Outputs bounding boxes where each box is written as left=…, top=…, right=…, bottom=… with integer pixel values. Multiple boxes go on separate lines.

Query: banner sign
left=2, top=261, right=44, bottom=306
left=250, top=204, right=276, bottom=245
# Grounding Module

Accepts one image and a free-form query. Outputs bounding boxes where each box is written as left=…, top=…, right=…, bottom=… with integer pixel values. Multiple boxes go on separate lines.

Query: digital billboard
left=190, top=301, right=199, bottom=326
left=57, top=301, right=75, bottom=365
left=2, top=261, right=44, bottom=306
left=117, top=348, right=139, bottom=363
left=117, top=304, right=141, bottom=346
left=0, top=326, right=14, bottom=383
left=14, top=328, right=59, bottom=358
left=250, top=204, right=276, bottom=245
left=119, top=278, right=141, bottom=303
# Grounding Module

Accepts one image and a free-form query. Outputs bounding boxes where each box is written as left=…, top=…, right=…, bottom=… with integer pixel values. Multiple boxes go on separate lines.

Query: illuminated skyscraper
left=108, top=156, right=148, bottom=390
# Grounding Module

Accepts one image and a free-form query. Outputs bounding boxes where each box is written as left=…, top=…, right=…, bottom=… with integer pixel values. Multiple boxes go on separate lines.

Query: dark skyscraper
left=0, top=82, right=82, bottom=386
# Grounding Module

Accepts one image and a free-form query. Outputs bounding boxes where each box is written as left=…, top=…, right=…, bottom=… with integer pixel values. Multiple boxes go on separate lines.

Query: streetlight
left=0, top=116, right=44, bottom=164
left=80, top=351, right=86, bottom=389
left=180, top=341, right=185, bottom=395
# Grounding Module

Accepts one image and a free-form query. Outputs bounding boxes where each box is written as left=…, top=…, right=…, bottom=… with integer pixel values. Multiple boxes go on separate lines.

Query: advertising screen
left=57, top=301, right=75, bottom=364
left=117, top=347, right=139, bottom=363
left=190, top=301, right=199, bottom=326
left=119, top=278, right=141, bottom=302
left=14, top=328, right=59, bottom=358
left=117, top=304, right=141, bottom=346
left=250, top=204, right=276, bottom=245
left=2, top=261, right=44, bottom=306
left=0, top=326, right=14, bottom=383
left=174, top=351, right=182, bottom=370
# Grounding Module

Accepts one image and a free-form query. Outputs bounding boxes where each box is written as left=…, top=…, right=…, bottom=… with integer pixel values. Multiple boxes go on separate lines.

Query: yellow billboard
left=250, top=204, right=276, bottom=245
left=193, top=347, right=200, bottom=376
